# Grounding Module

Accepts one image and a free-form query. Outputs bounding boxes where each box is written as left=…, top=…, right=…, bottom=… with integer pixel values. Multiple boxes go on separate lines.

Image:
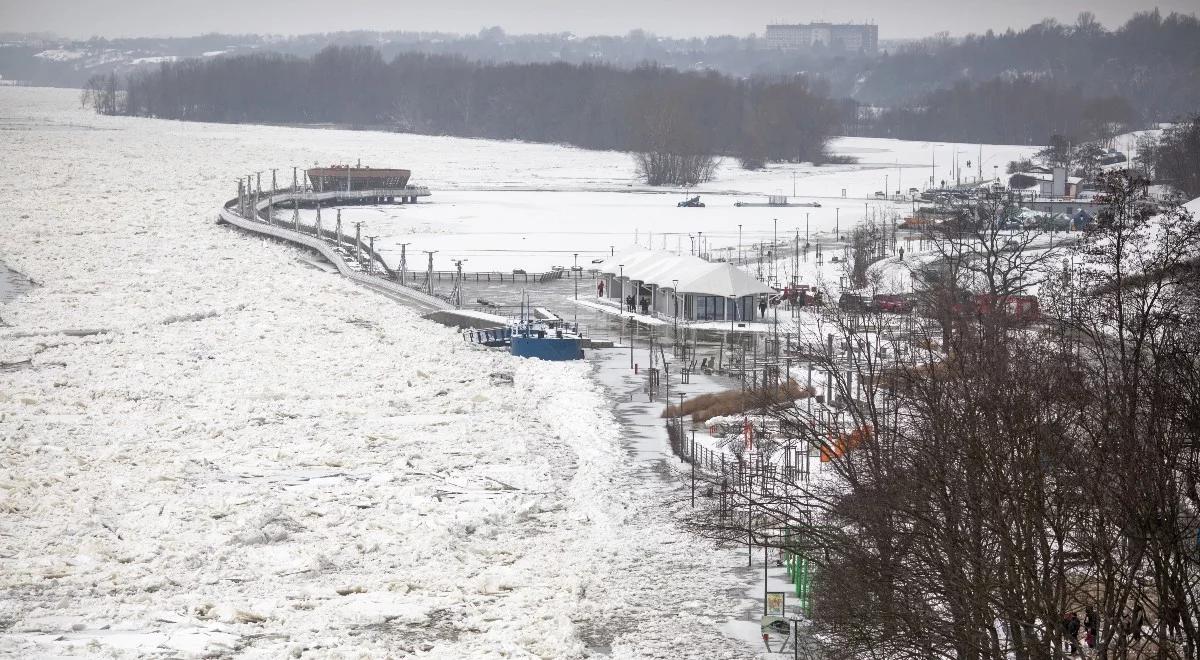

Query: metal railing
left=218, top=200, right=451, bottom=314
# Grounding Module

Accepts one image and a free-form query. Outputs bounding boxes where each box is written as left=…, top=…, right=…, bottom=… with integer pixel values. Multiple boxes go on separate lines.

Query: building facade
left=764, top=23, right=878, bottom=54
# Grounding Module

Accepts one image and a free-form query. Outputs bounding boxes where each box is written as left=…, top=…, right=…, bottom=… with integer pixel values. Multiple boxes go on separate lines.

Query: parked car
left=677, top=195, right=705, bottom=208
left=839, top=292, right=872, bottom=313
left=873, top=294, right=914, bottom=314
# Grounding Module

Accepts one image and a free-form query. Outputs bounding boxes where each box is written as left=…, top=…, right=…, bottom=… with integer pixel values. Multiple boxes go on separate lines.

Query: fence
left=217, top=200, right=451, bottom=314
left=666, top=417, right=820, bottom=612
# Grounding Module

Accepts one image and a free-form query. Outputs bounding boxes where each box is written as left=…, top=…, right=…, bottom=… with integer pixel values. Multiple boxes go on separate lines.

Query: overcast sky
left=1, top=0, right=1194, bottom=40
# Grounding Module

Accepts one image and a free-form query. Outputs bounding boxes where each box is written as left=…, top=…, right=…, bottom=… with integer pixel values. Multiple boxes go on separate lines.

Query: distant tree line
left=18, top=8, right=1200, bottom=123
left=850, top=76, right=1138, bottom=145
left=85, top=46, right=838, bottom=185
left=854, top=10, right=1200, bottom=122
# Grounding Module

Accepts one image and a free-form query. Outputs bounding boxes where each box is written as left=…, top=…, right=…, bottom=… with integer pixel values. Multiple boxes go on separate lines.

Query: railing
left=217, top=200, right=451, bottom=313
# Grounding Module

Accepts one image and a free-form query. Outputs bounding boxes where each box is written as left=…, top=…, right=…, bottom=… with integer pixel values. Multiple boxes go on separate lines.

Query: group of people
left=1061, top=609, right=1099, bottom=654
left=1062, top=603, right=1165, bottom=656
left=625, top=295, right=650, bottom=315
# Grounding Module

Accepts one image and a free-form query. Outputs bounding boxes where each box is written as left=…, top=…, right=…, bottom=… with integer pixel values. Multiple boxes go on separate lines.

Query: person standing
left=1062, top=612, right=1081, bottom=655
left=597, top=279, right=605, bottom=298
left=1131, top=603, right=1144, bottom=642
left=1084, top=606, right=1098, bottom=649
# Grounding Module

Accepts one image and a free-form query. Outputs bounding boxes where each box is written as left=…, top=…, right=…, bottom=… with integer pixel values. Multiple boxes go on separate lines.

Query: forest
left=71, top=9, right=1200, bottom=168
left=84, top=47, right=839, bottom=185
left=851, top=77, right=1138, bottom=145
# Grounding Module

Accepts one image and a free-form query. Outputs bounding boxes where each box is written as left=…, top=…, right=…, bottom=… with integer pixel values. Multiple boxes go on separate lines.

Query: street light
left=366, top=235, right=378, bottom=274
left=672, top=278, right=680, bottom=345
left=619, top=263, right=625, bottom=303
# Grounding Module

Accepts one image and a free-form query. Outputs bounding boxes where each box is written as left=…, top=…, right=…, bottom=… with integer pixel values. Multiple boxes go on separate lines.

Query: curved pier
left=217, top=186, right=453, bottom=316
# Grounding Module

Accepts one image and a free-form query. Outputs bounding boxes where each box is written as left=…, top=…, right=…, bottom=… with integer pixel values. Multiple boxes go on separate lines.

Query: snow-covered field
left=0, top=87, right=765, bottom=658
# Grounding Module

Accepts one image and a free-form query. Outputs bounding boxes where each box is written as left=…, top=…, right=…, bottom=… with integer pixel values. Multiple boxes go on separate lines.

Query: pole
left=366, top=236, right=377, bottom=274
left=738, top=224, right=742, bottom=265
left=335, top=209, right=342, bottom=247
left=763, top=545, right=768, bottom=615
left=573, top=253, right=579, bottom=300
left=423, top=251, right=437, bottom=296
left=619, top=264, right=625, bottom=316
left=267, top=169, right=276, bottom=224
left=672, top=278, right=679, bottom=347
left=398, top=243, right=410, bottom=283
left=690, top=431, right=696, bottom=507
left=835, top=207, right=839, bottom=240
left=453, top=259, right=466, bottom=307
left=354, top=222, right=363, bottom=265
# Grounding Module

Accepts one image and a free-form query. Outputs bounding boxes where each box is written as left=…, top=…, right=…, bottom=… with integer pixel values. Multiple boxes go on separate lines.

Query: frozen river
left=0, top=86, right=761, bottom=658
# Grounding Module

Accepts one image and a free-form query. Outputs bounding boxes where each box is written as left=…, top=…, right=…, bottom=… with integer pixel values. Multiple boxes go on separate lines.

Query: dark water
left=0, top=263, right=33, bottom=305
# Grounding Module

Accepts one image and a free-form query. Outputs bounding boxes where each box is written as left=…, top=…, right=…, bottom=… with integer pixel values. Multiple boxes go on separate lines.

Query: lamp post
left=619, top=264, right=625, bottom=314
left=672, top=277, right=680, bottom=347
left=397, top=243, right=410, bottom=283
left=452, top=258, right=466, bottom=307
left=353, top=221, right=364, bottom=265
left=366, top=235, right=378, bottom=274
left=423, top=250, right=438, bottom=296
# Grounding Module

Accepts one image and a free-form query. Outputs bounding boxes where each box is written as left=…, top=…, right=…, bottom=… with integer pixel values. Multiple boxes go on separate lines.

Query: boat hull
left=510, top=336, right=583, bottom=361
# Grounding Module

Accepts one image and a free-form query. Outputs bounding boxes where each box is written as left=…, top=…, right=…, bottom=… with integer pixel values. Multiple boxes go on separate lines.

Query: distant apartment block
left=764, top=23, right=879, bottom=53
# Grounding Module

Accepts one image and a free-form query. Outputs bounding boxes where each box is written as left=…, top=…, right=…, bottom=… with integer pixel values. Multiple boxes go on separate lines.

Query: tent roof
left=599, top=249, right=774, bottom=297
left=676, top=262, right=776, bottom=298
left=598, top=248, right=657, bottom=276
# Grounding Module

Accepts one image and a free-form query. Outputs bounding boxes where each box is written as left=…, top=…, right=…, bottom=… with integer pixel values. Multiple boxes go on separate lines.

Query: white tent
left=676, top=262, right=775, bottom=298
left=599, top=249, right=773, bottom=296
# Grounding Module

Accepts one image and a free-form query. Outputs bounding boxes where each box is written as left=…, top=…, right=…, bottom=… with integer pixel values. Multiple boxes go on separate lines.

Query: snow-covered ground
left=283, top=137, right=1038, bottom=273
left=0, top=86, right=764, bottom=658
